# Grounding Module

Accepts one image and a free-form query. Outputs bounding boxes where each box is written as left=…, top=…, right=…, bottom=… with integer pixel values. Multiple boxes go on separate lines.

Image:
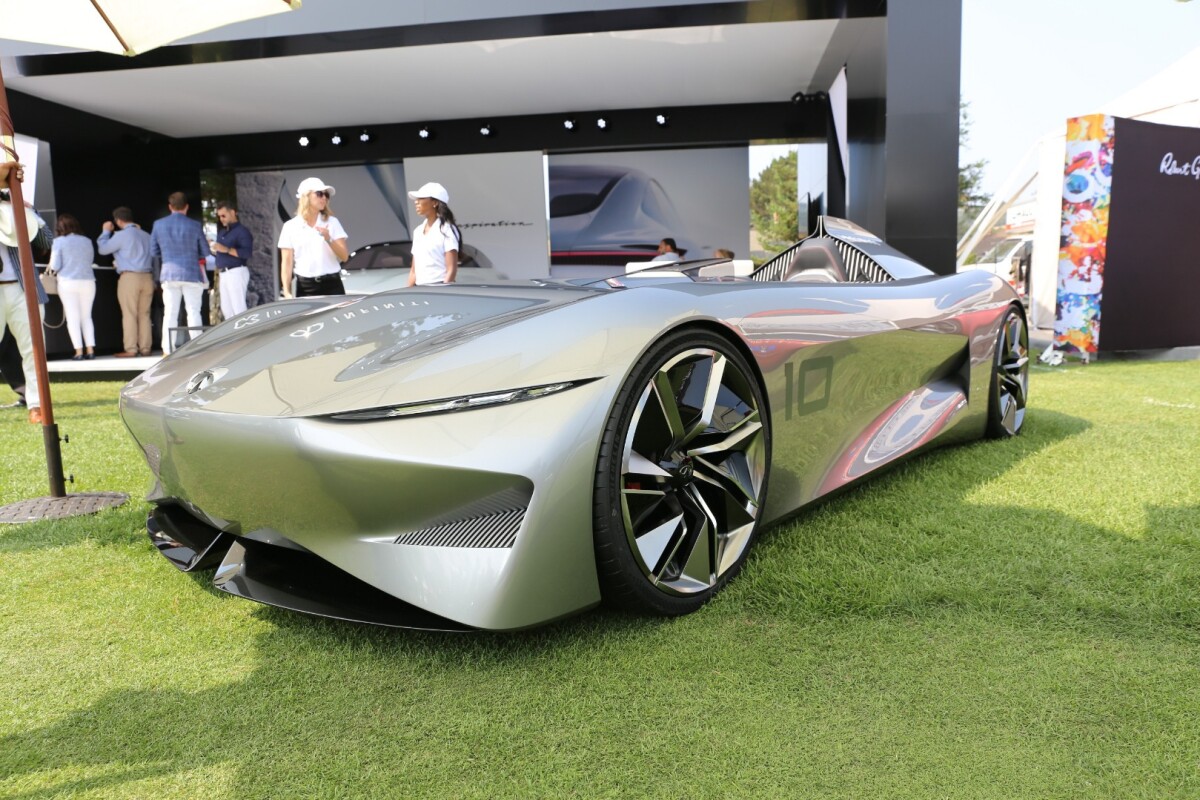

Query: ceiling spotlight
left=596, top=117, right=608, bottom=130
left=331, top=133, right=343, bottom=146
left=655, top=113, right=669, bottom=126
left=418, top=126, right=432, bottom=140
left=359, top=130, right=372, bottom=143
left=479, top=123, right=493, bottom=137
left=298, top=135, right=310, bottom=147
left=791, top=90, right=829, bottom=105
left=563, top=117, right=576, bottom=131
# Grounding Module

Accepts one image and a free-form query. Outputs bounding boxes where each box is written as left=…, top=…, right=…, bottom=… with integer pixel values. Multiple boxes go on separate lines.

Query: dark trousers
left=295, top=274, right=346, bottom=297
left=0, top=327, right=24, bottom=395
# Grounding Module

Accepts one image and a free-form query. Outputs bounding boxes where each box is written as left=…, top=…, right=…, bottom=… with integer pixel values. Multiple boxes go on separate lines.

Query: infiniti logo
left=677, top=458, right=694, bottom=479
left=183, top=367, right=227, bottom=395
left=186, top=371, right=216, bottom=394
left=291, top=322, right=325, bottom=338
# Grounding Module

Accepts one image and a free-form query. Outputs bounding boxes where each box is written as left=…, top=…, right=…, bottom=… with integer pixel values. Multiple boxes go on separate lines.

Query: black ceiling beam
left=196, top=101, right=828, bottom=172
left=16, top=0, right=886, bottom=77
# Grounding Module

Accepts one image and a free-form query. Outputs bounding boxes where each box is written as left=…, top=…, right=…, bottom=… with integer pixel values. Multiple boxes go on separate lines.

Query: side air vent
left=393, top=486, right=531, bottom=548
left=395, top=507, right=525, bottom=548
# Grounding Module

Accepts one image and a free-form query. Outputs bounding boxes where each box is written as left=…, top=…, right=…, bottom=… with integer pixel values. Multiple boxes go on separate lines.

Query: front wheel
left=593, top=329, right=771, bottom=616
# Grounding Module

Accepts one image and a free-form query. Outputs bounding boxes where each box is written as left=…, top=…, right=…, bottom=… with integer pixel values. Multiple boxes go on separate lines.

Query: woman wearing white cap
left=407, top=182, right=461, bottom=286
left=278, top=176, right=349, bottom=298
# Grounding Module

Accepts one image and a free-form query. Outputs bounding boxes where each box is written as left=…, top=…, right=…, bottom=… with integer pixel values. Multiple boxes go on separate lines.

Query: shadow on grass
left=0, top=601, right=679, bottom=799
left=6, top=409, right=1200, bottom=797
left=736, top=409, right=1200, bottom=634
left=0, top=501, right=150, bottom=555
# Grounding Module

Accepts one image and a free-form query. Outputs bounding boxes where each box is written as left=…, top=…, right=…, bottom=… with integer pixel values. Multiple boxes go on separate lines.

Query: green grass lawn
left=2, top=360, right=1198, bottom=799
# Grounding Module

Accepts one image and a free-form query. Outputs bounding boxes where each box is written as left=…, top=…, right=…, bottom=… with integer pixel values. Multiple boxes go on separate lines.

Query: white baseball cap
left=296, top=177, right=335, bottom=198
left=408, top=182, right=450, bottom=204
left=0, top=199, right=40, bottom=247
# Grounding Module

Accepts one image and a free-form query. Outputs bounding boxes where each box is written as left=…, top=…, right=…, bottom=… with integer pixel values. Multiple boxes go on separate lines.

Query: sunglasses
left=312, top=190, right=329, bottom=198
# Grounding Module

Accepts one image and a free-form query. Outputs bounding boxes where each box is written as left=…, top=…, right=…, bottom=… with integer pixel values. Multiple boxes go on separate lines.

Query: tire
left=987, top=305, right=1030, bottom=438
left=593, top=329, right=771, bottom=615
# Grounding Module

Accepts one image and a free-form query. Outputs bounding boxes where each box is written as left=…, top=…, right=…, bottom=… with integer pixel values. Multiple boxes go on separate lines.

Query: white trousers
left=161, top=280, right=205, bottom=355
left=0, top=282, right=43, bottom=408
left=58, top=278, right=97, bottom=350
left=218, top=266, right=249, bottom=318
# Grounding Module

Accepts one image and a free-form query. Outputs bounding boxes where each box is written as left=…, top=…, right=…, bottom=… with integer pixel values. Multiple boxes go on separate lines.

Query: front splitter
left=147, top=505, right=474, bottom=631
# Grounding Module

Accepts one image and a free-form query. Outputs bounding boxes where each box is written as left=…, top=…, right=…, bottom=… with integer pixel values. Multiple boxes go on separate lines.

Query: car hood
left=122, top=284, right=608, bottom=418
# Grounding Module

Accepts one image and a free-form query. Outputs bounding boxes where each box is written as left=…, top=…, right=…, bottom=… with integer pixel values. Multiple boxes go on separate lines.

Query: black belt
left=216, top=265, right=247, bottom=272
left=299, top=273, right=339, bottom=281
left=0, top=280, right=17, bottom=285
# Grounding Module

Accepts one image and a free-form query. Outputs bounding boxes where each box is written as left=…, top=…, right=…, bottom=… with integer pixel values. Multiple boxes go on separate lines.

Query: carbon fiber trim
left=395, top=506, right=526, bottom=548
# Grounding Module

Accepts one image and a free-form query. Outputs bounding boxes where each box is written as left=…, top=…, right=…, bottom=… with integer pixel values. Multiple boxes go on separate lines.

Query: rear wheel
left=593, top=330, right=770, bottom=615
left=987, top=306, right=1029, bottom=438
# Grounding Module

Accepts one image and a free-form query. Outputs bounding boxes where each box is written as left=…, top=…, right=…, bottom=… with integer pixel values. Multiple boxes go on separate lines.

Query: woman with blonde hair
left=49, top=213, right=97, bottom=359
left=278, top=176, right=349, bottom=298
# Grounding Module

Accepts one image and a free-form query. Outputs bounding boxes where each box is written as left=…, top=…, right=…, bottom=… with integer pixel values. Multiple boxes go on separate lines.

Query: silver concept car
left=120, top=217, right=1029, bottom=631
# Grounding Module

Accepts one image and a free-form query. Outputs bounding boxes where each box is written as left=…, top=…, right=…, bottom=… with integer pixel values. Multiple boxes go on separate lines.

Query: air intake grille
left=753, top=245, right=793, bottom=282
left=395, top=507, right=525, bottom=548
left=751, top=230, right=893, bottom=283
left=832, top=240, right=892, bottom=283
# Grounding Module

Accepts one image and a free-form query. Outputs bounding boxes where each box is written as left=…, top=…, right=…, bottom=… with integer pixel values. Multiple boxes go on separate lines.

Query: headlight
left=326, top=379, right=596, bottom=421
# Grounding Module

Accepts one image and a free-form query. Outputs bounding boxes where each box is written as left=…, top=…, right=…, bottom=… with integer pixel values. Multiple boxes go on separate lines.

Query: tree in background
left=750, top=150, right=799, bottom=252
left=959, top=101, right=990, bottom=239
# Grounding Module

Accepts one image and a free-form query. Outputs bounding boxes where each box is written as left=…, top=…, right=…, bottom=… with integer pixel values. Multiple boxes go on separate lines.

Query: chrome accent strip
left=328, top=379, right=593, bottom=421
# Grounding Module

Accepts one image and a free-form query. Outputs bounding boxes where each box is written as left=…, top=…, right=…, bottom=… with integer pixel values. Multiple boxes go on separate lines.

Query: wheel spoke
left=693, top=454, right=760, bottom=508
left=687, top=414, right=761, bottom=457
left=1000, top=374, right=1026, bottom=409
left=625, top=450, right=671, bottom=480
left=634, top=513, right=684, bottom=576
left=717, top=521, right=757, bottom=575
left=1000, top=392, right=1018, bottom=432
left=681, top=353, right=727, bottom=447
left=677, top=520, right=714, bottom=590
left=651, top=371, right=688, bottom=447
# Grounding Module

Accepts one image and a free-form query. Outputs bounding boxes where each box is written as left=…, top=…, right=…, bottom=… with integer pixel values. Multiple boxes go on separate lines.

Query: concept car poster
left=1099, top=117, right=1200, bottom=350
left=1055, top=114, right=1114, bottom=356
left=548, top=148, right=749, bottom=276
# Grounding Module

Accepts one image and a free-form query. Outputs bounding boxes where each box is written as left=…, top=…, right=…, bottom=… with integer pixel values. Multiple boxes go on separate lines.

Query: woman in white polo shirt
left=406, top=182, right=460, bottom=286
left=278, top=176, right=349, bottom=298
